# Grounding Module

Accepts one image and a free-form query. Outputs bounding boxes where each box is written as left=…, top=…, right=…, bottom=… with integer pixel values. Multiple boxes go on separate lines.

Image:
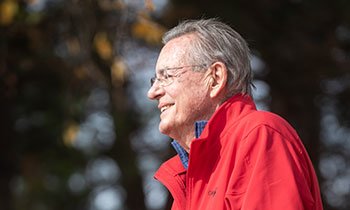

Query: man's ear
left=208, top=62, right=227, bottom=98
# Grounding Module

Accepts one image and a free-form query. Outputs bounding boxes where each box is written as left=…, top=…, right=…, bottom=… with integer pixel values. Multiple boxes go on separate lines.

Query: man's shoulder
left=243, top=109, right=287, bottom=124
left=237, top=109, right=300, bottom=141
left=229, top=109, right=297, bottom=136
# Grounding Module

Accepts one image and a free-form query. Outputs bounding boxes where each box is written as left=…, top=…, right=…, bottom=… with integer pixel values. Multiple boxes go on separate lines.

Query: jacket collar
left=171, top=120, right=207, bottom=169
left=170, top=94, right=255, bottom=169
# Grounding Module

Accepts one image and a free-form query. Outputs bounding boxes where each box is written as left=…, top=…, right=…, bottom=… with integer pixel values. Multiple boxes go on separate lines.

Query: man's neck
left=171, top=121, right=208, bottom=169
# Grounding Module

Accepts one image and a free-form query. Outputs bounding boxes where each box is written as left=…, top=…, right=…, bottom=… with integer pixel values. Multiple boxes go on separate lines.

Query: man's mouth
left=160, top=104, right=174, bottom=113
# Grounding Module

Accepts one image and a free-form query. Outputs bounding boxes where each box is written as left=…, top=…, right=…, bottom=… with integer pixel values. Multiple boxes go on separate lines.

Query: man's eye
left=164, top=74, right=174, bottom=79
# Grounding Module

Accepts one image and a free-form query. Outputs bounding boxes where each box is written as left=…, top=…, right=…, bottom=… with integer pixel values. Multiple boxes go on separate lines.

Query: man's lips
left=159, top=103, right=174, bottom=113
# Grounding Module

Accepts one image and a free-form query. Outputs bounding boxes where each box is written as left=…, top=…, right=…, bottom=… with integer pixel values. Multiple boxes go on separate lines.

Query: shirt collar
left=171, top=120, right=208, bottom=169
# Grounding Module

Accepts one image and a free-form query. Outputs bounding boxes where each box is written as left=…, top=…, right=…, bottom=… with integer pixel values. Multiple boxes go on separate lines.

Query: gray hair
left=162, top=18, right=253, bottom=97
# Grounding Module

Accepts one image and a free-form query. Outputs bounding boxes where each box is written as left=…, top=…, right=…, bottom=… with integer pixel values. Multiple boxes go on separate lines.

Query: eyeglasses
left=150, top=64, right=207, bottom=87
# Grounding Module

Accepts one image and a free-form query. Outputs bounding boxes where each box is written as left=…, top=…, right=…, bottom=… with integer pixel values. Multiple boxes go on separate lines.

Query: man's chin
left=158, top=123, right=171, bottom=136
left=159, top=122, right=179, bottom=139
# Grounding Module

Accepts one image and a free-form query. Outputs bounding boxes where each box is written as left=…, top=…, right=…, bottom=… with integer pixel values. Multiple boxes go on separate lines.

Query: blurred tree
left=0, top=0, right=165, bottom=210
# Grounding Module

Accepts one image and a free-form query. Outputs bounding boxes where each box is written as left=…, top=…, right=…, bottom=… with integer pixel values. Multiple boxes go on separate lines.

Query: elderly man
left=147, top=18, right=323, bottom=210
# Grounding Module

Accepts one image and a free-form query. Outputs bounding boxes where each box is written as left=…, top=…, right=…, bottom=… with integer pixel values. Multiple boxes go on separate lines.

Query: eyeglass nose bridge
left=150, top=77, right=157, bottom=87
left=150, top=64, right=207, bottom=88
left=150, top=76, right=174, bottom=88
left=150, top=77, right=164, bottom=88
left=150, top=77, right=165, bottom=87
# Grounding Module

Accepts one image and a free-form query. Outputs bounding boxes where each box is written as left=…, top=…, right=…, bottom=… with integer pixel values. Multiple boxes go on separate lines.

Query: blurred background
left=0, top=0, right=349, bottom=210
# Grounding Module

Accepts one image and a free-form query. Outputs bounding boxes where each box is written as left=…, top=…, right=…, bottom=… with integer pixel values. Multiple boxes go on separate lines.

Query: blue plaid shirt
left=170, top=120, right=208, bottom=169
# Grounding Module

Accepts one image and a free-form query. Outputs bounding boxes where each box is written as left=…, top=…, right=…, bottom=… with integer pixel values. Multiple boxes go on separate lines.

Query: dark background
left=1, top=0, right=349, bottom=209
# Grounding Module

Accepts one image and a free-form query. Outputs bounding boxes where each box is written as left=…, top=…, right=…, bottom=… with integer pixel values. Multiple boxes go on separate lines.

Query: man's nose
left=147, top=83, right=164, bottom=100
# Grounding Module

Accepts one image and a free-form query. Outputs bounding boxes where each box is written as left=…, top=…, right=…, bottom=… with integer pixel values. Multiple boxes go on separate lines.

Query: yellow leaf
left=111, top=57, right=127, bottom=86
left=0, top=0, right=19, bottom=26
left=63, top=122, right=79, bottom=147
left=131, top=15, right=166, bottom=45
left=144, top=0, right=155, bottom=12
left=93, top=32, right=113, bottom=60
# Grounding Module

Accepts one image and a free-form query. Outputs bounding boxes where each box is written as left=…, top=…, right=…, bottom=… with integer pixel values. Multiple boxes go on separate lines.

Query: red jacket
left=154, top=94, right=323, bottom=210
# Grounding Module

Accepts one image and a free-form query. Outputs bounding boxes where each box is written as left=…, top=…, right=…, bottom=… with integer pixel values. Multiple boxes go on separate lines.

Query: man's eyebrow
left=160, top=66, right=184, bottom=72
left=155, top=68, right=166, bottom=76
left=158, top=66, right=180, bottom=74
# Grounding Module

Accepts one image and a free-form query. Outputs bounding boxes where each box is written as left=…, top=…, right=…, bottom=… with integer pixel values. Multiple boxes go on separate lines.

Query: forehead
left=156, top=35, right=195, bottom=72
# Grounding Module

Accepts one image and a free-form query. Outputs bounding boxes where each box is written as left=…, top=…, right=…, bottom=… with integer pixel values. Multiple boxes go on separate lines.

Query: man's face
left=147, top=35, right=214, bottom=141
